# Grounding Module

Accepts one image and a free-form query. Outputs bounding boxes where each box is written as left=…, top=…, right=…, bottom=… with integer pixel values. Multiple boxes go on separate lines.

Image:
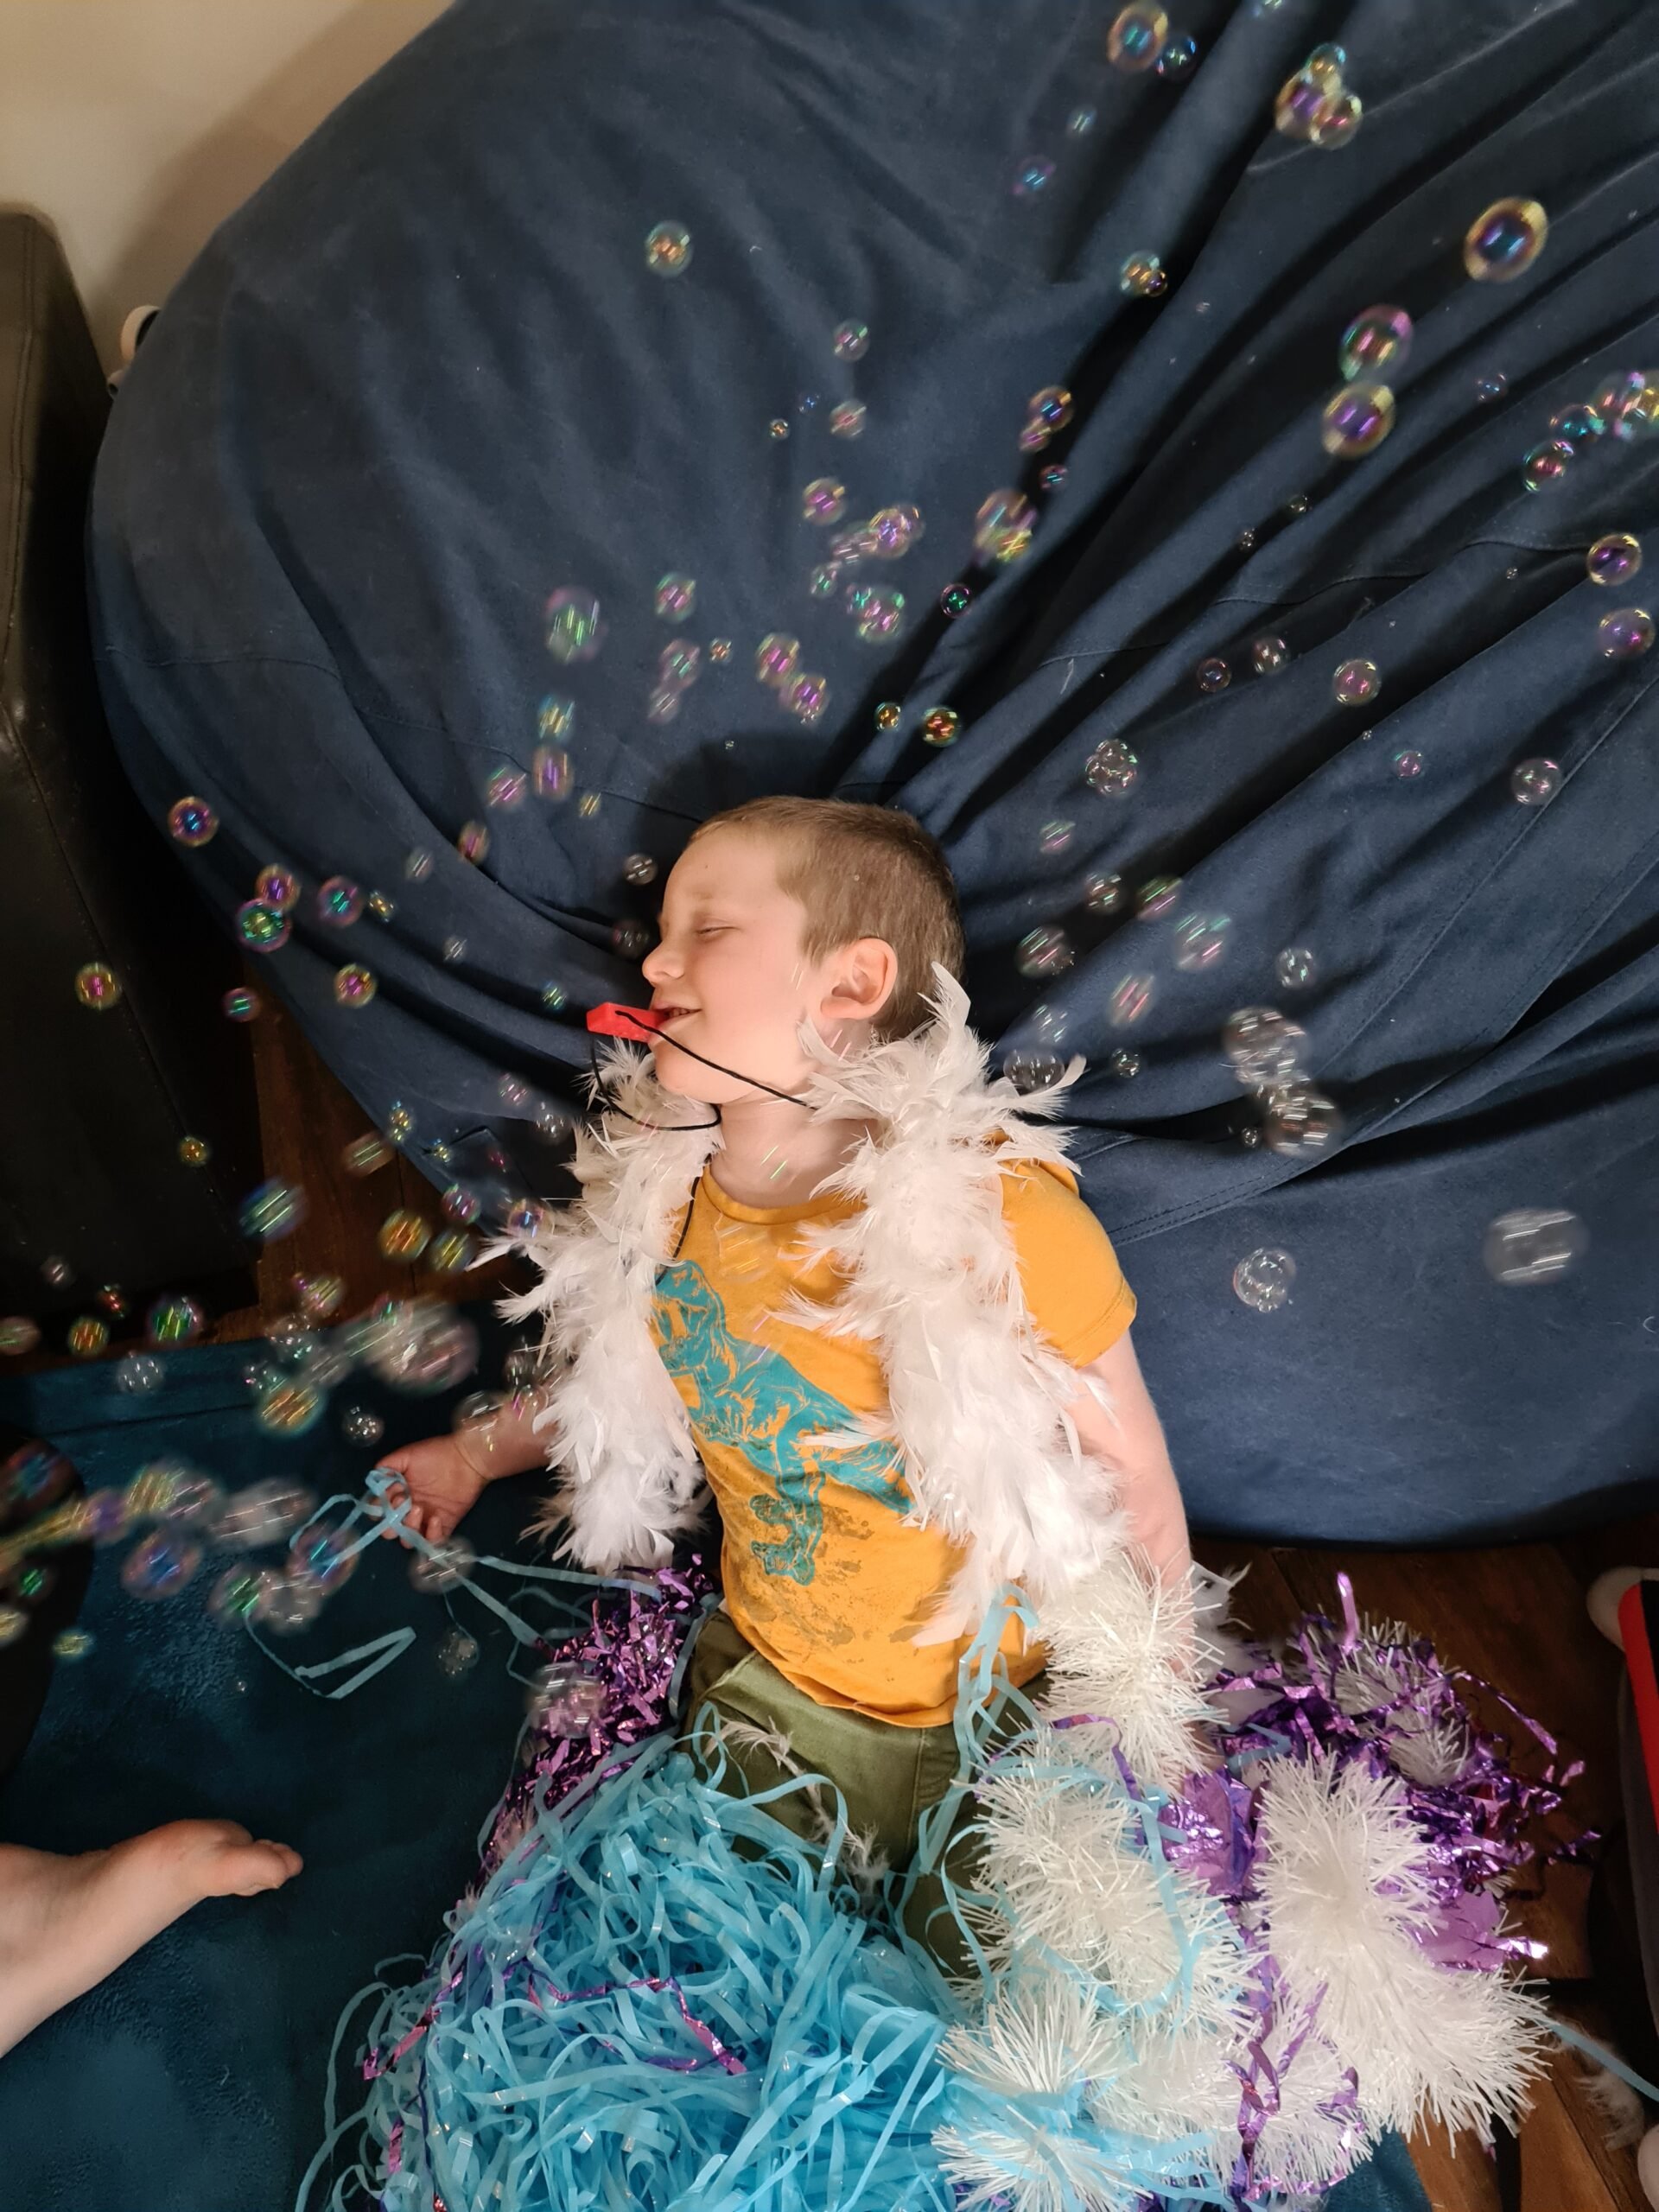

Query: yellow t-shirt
left=648, top=1146, right=1136, bottom=1727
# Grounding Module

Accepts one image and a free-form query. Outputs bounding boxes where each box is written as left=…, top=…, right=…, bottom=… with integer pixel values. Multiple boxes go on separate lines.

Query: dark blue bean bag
left=90, top=0, right=1659, bottom=1556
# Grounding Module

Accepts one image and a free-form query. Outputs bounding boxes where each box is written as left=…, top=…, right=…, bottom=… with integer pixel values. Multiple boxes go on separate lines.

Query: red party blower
left=586, top=1002, right=670, bottom=1037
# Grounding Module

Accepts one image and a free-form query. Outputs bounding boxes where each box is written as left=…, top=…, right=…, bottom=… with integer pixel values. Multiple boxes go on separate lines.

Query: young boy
left=383, top=796, right=1191, bottom=1973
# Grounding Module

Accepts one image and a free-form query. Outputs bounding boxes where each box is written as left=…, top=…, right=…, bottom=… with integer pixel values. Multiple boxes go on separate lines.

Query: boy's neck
left=709, top=1103, right=880, bottom=1209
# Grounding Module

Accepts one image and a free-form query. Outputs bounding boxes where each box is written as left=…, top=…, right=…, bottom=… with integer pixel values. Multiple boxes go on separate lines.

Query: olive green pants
left=673, top=1605, right=1044, bottom=1986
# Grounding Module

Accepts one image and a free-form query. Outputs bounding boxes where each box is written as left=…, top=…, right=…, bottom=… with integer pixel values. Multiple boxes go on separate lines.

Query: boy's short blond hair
left=683, top=796, right=966, bottom=1043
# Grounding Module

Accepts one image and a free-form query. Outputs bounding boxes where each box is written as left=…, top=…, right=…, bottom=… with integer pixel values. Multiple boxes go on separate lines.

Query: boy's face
left=639, top=832, right=884, bottom=1103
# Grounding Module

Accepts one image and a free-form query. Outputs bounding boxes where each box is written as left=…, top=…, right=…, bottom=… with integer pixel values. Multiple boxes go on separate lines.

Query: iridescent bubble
left=1262, top=1083, right=1343, bottom=1156
left=1172, top=912, right=1230, bottom=969
left=531, top=745, right=572, bottom=801
left=340, top=1406, right=384, bottom=1447
left=1274, top=71, right=1332, bottom=141
left=1069, top=106, right=1096, bottom=134
left=798, top=391, right=822, bottom=416
left=436, top=1627, right=480, bottom=1677
left=1609, top=378, right=1659, bottom=443
left=115, top=1351, right=163, bottom=1395
left=802, top=478, right=848, bottom=525
left=1109, top=974, right=1155, bottom=1027
left=874, top=701, right=902, bottom=731
left=872, top=504, right=925, bottom=556
left=785, top=671, right=830, bottom=723
left=317, top=876, right=364, bottom=925
left=1306, top=40, right=1345, bottom=87
left=644, top=221, right=692, bottom=276
left=40, top=1256, right=73, bottom=1289
left=237, top=900, right=289, bottom=952
left=73, top=963, right=122, bottom=1012
left=940, top=583, right=972, bottom=619
left=1338, top=306, right=1410, bottom=383
left=709, top=639, right=732, bottom=663
left=1156, top=31, right=1198, bottom=78
left=168, top=796, right=218, bottom=847
left=1107, top=3, right=1168, bottom=70
left=1475, top=373, right=1509, bottom=404
left=808, top=563, right=843, bottom=603
left=1320, top=381, right=1394, bottom=458
left=238, top=1179, right=307, bottom=1243
left=1332, top=658, right=1379, bottom=707
left=655, top=573, right=696, bottom=622
left=486, top=766, right=527, bottom=809
left=379, top=1210, right=432, bottom=1262
left=1587, top=532, right=1641, bottom=586
left=1119, top=252, right=1168, bottom=299
left=289, top=1522, right=359, bottom=1596
left=921, top=706, right=961, bottom=747
left=1598, top=607, right=1655, bottom=659
left=1015, top=926, right=1075, bottom=979
left=1037, top=819, right=1076, bottom=857
left=537, top=695, right=575, bottom=742
left=386, top=1103, right=416, bottom=1143
left=1013, top=156, right=1056, bottom=198
left=1463, top=198, right=1548, bottom=283
left=252, top=866, right=300, bottom=914
left=66, top=1316, right=109, bottom=1357
left=1233, top=1248, right=1296, bottom=1312
left=1275, top=946, right=1317, bottom=990
left=1039, top=463, right=1068, bottom=493
left=768, top=417, right=790, bottom=441
left=1393, top=748, right=1425, bottom=780
left=1250, top=636, right=1288, bottom=676
left=1136, top=876, right=1184, bottom=919
left=1224, top=1006, right=1306, bottom=1087
left=0, top=1609, right=25, bottom=1649
left=1548, top=403, right=1604, bottom=447
left=148, top=1295, right=204, bottom=1347
left=1483, top=1207, right=1586, bottom=1285
left=646, top=685, right=682, bottom=726
left=121, top=1529, right=202, bottom=1601
left=1285, top=493, right=1310, bottom=517
left=292, top=1274, right=346, bottom=1321
left=1084, top=873, right=1126, bottom=913
left=93, top=1283, right=124, bottom=1315
left=1027, top=386, right=1073, bottom=435
left=334, top=963, right=377, bottom=1008
left=455, top=821, right=490, bottom=865
left=0, top=1319, right=41, bottom=1356
left=1084, top=739, right=1139, bottom=796
left=832, top=321, right=869, bottom=360
left=830, top=402, right=866, bottom=439
left=1510, top=758, right=1560, bottom=806
left=404, top=848, right=434, bottom=881
left=1522, top=439, right=1573, bottom=492
left=410, top=1535, right=477, bottom=1596
left=1196, top=657, right=1230, bottom=694
left=544, top=588, right=605, bottom=663
left=1312, top=92, right=1361, bottom=149
left=207, top=1566, right=283, bottom=1627
left=1109, top=1049, right=1141, bottom=1078
left=853, top=586, right=906, bottom=644
left=429, top=1230, right=476, bottom=1274
left=974, top=490, right=1037, bottom=563
left=342, top=1133, right=392, bottom=1177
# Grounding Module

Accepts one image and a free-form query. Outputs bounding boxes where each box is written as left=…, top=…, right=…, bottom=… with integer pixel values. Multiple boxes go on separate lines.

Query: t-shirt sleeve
left=999, top=1157, right=1136, bottom=1368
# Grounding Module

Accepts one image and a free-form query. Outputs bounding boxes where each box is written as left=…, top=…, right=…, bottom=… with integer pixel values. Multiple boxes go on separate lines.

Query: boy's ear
left=820, top=938, right=899, bottom=1024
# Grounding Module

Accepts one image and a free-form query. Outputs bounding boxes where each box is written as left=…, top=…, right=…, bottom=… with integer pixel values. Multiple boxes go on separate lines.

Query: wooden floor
left=41, top=985, right=1659, bottom=2209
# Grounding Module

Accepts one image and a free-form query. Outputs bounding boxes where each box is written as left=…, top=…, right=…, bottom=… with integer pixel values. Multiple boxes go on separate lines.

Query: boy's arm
left=1061, top=1329, right=1192, bottom=1592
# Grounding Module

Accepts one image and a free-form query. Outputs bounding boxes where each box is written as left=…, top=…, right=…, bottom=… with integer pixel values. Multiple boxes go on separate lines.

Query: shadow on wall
left=3, top=0, right=445, bottom=371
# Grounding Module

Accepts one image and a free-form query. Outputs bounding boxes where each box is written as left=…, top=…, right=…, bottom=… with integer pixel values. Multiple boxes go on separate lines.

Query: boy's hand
left=375, top=1434, right=492, bottom=1546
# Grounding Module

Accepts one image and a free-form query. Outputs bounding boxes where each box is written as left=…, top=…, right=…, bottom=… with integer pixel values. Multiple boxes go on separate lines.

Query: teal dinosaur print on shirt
left=651, top=1260, right=912, bottom=1585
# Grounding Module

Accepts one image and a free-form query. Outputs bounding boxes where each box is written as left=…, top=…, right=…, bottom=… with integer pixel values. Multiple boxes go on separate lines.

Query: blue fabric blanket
left=87, top=0, right=1659, bottom=1547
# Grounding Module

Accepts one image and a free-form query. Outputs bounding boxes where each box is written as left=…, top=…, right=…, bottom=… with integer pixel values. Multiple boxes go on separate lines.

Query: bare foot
left=0, top=1818, right=302, bottom=2057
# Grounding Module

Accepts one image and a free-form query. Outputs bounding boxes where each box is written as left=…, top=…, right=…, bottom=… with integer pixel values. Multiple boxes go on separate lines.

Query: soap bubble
left=802, top=478, right=848, bottom=525
left=1510, top=758, right=1560, bottom=806
left=527, top=1661, right=611, bottom=1736
left=830, top=401, right=866, bottom=438
left=832, top=320, right=869, bottom=360
left=1332, top=658, right=1379, bottom=707
left=0, top=1609, right=25, bottom=1649
left=1027, top=386, right=1073, bottom=435
left=168, top=797, right=218, bottom=847
left=379, top=1210, right=432, bottom=1262
left=922, top=706, right=961, bottom=747
left=1306, top=41, right=1345, bottom=87
left=41, top=1256, right=73, bottom=1289
left=1475, top=373, right=1509, bottom=404
left=1039, top=464, right=1068, bottom=493
left=207, top=1565, right=283, bottom=1627
left=147, top=1295, right=204, bottom=1347
left=334, top=963, right=377, bottom=1008
left=289, top=1523, right=359, bottom=1597
left=755, top=634, right=800, bottom=690
left=974, top=490, right=1037, bottom=563
left=1233, top=1248, right=1296, bottom=1312
left=1274, top=71, right=1332, bottom=141
left=1338, top=306, right=1411, bottom=383
left=121, top=1530, right=203, bottom=1601
left=1275, top=947, right=1317, bottom=990
left=73, top=963, right=122, bottom=1012
left=256, top=1378, right=323, bottom=1435
left=1312, top=92, right=1362, bottom=149
left=1393, top=748, right=1425, bottom=780
left=1109, top=1049, right=1141, bottom=1077
left=66, top=1316, right=108, bottom=1357
left=455, top=822, right=489, bottom=866
left=1196, top=657, right=1230, bottom=694
left=785, top=671, right=830, bottom=723
left=1119, top=253, right=1168, bottom=299
left=340, top=1406, right=384, bottom=1447
left=1224, top=1007, right=1306, bottom=1088
left=1320, top=381, right=1394, bottom=457
left=0, top=1319, right=40, bottom=1357
left=237, top=901, right=289, bottom=952
left=872, top=504, right=925, bottom=556
left=1598, top=607, right=1655, bottom=659
left=1107, top=4, right=1168, bottom=71
left=316, top=876, right=364, bottom=926
left=1136, top=876, right=1184, bottom=919
left=1463, top=198, right=1548, bottom=283
left=429, top=1230, right=476, bottom=1274
left=939, top=582, right=972, bottom=619
left=1084, top=873, right=1125, bottom=912
left=1156, top=32, right=1198, bottom=79
left=485, top=766, right=527, bottom=810
left=213, top=1479, right=316, bottom=1549
left=1522, top=440, right=1573, bottom=492
left=239, top=1179, right=306, bottom=1242
left=544, top=588, right=605, bottom=663
left=1015, top=927, right=1075, bottom=979
left=1069, top=106, right=1096, bottom=134
left=1483, top=1207, right=1586, bottom=1285
left=1012, top=156, right=1056, bottom=198
left=115, top=1353, right=163, bottom=1394
left=1609, top=377, right=1659, bottom=442
left=359, top=1300, right=480, bottom=1396
left=654, top=574, right=696, bottom=622
left=177, top=1135, right=210, bottom=1167
left=410, top=1535, right=476, bottom=1595
left=1109, top=974, right=1154, bottom=1027
left=852, top=586, right=906, bottom=644
left=644, top=222, right=692, bottom=276
left=1587, top=533, right=1641, bottom=586
left=1548, top=403, right=1604, bottom=447
left=404, top=848, right=435, bottom=880
left=1251, top=636, right=1289, bottom=676
left=342, top=1133, right=392, bottom=1177
left=437, top=1628, right=480, bottom=1677
left=1084, top=739, right=1139, bottom=796
left=1172, top=912, right=1230, bottom=970
left=1262, top=1084, right=1343, bottom=1156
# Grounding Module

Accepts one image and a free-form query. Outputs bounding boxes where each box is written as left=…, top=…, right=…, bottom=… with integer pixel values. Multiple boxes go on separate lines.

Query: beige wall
left=0, top=0, right=448, bottom=371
